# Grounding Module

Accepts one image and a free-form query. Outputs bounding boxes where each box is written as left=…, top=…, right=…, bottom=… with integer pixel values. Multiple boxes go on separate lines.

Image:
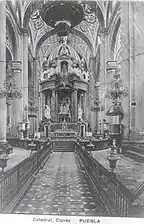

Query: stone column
left=40, top=91, right=45, bottom=121
left=128, top=2, right=136, bottom=140
left=55, top=90, right=58, bottom=122
left=89, top=56, right=97, bottom=131
left=11, top=61, right=22, bottom=131
left=84, top=91, right=88, bottom=121
left=51, top=89, right=56, bottom=121
left=73, top=89, right=78, bottom=122
left=33, top=57, right=39, bottom=132
left=22, top=29, right=28, bottom=122
left=99, top=30, right=107, bottom=122
left=0, top=1, right=7, bottom=143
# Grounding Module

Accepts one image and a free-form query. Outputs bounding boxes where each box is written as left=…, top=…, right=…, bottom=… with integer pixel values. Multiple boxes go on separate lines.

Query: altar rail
left=50, top=123, right=78, bottom=132
left=0, top=141, right=52, bottom=213
left=76, top=143, right=133, bottom=217
left=7, top=138, right=48, bottom=151
left=79, top=138, right=111, bottom=150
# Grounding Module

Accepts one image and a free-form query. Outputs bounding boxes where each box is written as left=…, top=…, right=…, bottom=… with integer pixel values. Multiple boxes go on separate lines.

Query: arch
left=35, top=28, right=93, bottom=58
left=96, top=4, right=105, bottom=29
left=106, top=1, right=113, bottom=27
left=6, top=11, right=19, bottom=59
left=110, top=18, right=121, bottom=56
left=16, top=1, right=22, bottom=25
left=23, top=0, right=41, bottom=28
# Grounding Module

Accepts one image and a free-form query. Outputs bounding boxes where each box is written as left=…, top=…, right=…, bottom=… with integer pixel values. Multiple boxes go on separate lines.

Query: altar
left=39, top=36, right=89, bottom=137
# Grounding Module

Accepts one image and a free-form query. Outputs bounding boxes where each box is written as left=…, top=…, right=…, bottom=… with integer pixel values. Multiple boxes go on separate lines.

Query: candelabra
left=0, top=66, right=22, bottom=139
left=105, top=67, right=128, bottom=151
left=105, top=70, right=128, bottom=117
left=0, top=70, right=22, bottom=103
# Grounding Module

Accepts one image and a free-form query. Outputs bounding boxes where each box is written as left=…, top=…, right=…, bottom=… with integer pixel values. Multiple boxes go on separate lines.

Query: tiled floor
left=14, top=152, right=104, bottom=216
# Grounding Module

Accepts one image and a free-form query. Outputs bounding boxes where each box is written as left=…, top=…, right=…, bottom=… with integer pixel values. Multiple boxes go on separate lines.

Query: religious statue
left=71, top=60, right=81, bottom=77
left=62, top=119, right=67, bottom=131
left=44, top=104, right=51, bottom=120
left=40, top=59, right=57, bottom=81
left=78, top=105, right=83, bottom=121
left=59, top=98, right=70, bottom=115
left=58, top=36, right=70, bottom=56
left=42, top=57, right=48, bottom=71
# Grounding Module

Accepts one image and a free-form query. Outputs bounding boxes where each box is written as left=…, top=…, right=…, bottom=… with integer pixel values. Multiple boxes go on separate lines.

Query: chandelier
left=40, top=1, right=84, bottom=36
left=0, top=69, right=22, bottom=104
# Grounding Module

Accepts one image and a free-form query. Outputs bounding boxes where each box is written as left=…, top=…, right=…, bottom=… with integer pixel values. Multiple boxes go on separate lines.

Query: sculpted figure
left=44, top=104, right=51, bottom=120
left=78, top=105, right=83, bottom=121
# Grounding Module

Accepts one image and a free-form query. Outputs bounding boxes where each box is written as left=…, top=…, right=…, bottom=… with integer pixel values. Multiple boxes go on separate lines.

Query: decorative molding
left=11, top=61, right=22, bottom=71
left=106, top=61, right=117, bottom=72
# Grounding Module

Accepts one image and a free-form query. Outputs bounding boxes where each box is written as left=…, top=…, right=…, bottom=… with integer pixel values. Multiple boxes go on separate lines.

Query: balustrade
left=76, top=143, right=133, bottom=217
left=0, top=141, right=52, bottom=213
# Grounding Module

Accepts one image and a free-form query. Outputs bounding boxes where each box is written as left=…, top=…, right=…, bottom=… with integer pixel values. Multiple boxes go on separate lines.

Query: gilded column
left=0, top=1, right=7, bottom=143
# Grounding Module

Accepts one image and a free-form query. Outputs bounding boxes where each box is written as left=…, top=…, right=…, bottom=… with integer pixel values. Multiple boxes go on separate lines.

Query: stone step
left=53, top=141, right=75, bottom=152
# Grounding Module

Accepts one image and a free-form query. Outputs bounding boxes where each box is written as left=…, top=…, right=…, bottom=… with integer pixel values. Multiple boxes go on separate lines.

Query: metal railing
left=76, top=143, right=133, bottom=217
left=0, top=141, right=52, bottom=213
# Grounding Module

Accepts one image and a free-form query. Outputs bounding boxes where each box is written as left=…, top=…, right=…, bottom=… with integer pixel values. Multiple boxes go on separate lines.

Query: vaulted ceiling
left=9, top=0, right=120, bottom=66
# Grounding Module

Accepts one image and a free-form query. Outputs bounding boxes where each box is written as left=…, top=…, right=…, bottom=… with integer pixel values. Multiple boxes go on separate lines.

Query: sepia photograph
left=0, top=0, right=144, bottom=223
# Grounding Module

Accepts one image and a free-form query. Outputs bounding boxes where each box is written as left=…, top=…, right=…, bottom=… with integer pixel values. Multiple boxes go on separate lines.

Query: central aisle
left=14, top=152, right=102, bottom=216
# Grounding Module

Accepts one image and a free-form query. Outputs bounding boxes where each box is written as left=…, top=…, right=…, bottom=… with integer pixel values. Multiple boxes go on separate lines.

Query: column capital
left=106, top=61, right=117, bottom=72
left=11, top=60, right=22, bottom=72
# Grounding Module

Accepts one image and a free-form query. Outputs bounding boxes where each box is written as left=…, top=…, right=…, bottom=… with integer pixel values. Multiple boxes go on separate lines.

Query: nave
left=14, top=151, right=104, bottom=216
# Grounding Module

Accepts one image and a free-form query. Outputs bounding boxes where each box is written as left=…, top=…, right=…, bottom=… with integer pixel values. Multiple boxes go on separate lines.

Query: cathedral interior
left=1, top=0, right=144, bottom=219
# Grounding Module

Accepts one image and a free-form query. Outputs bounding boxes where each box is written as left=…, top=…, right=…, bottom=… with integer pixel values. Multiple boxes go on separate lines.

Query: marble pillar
left=0, top=1, right=7, bottom=143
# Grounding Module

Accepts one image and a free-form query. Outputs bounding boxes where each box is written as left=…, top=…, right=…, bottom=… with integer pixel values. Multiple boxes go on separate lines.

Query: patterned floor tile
left=14, top=152, right=103, bottom=216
